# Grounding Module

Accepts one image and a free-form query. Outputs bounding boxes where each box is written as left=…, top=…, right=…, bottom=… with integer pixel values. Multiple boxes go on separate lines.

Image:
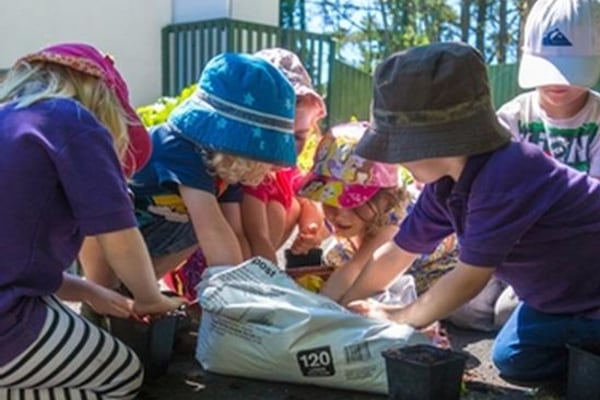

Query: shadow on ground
left=135, top=323, right=563, bottom=400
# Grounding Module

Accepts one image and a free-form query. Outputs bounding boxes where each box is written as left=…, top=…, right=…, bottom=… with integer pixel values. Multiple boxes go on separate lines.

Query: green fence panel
left=487, top=63, right=520, bottom=109
left=328, top=60, right=372, bottom=125
left=162, top=19, right=343, bottom=126
left=165, top=20, right=570, bottom=125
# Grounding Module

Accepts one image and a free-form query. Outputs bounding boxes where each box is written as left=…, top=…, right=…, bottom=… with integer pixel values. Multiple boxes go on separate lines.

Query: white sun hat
left=519, top=0, right=600, bottom=89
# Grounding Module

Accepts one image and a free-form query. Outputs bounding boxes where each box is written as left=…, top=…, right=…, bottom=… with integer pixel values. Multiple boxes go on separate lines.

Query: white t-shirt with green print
left=497, top=90, right=600, bottom=176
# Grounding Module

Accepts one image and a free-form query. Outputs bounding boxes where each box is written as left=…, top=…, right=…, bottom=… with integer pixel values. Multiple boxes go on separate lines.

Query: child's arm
left=180, top=185, right=244, bottom=266
left=57, top=272, right=133, bottom=318
left=241, top=194, right=278, bottom=263
left=93, top=227, right=184, bottom=316
left=221, top=202, right=252, bottom=259
left=290, top=197, right=328, bottom=254
left=348, top=262, right=495, bottom=328
left=320, top=224, right=398, bottom=302
left=339, top=241, right=419, bottom=305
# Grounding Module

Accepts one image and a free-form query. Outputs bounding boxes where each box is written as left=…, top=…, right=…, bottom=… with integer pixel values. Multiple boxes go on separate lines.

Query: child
left=344, top=42, right=600, bottom=386
left=165, top=48, right=326, bottom=300
left=297, top=121, right=509, bottom=332
left=498, top=0, right=600, bottom=177
left=0, top=43, right=181, bottom=398
left=241, top=48, right=327, bottom=264
left=296, top=121, right=409, bottom=291
left=80, top=52, right=298, bottom=300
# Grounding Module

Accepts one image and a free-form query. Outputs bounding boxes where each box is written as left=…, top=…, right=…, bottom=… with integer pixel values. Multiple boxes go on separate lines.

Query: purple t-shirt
left=0, top=98, right=137, bottom=365
left=395, top=142, right=600, bottom=316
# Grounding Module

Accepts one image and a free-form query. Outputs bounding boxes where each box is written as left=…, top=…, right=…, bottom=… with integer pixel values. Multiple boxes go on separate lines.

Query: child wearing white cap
left=498, top=0, right=600, bottom=178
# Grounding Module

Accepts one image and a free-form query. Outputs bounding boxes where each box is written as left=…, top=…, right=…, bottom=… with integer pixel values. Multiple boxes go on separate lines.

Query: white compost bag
left=196, top=257, right=430, bottom=394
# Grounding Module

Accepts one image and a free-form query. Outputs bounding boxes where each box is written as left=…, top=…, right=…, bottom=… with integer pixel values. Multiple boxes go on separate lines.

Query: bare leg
left=81, top=237, right=197, bottom=284
left=153, top=245, right=198, bottom=278
left=278, top=197, right=301, bottom=248
left=266, top=201, right=287, bottom=248
left=79, top=237, right=119, bottom=288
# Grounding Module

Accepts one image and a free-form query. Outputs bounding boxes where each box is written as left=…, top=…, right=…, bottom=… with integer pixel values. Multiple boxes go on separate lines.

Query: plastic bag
left=196, top=257, right=430, bottom=394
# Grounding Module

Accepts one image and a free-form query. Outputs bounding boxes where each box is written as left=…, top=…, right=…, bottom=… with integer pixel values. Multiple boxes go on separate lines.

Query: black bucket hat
left=356, top=42, right=511, bottom=163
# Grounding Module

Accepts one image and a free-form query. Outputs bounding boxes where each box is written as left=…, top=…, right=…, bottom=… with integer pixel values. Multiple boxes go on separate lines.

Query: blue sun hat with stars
left=168, top=52, right=297, bottom=166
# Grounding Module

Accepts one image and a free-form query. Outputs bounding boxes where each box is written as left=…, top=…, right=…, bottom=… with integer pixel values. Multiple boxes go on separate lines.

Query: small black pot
left=381, top=344, right=467, bottom=400
left=108, top=314, right=178, bottom=380
left=567, top=342, right=600, bottom=400
left=285, top=248, right=323, bottom=269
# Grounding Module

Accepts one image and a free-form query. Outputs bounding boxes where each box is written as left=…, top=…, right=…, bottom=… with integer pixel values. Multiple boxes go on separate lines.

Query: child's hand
left=85, top=284, right=134, bottom=319
left=132, top=293, right=186, bottom=319
left=347, top=298, right=402, bottom=322
left=347, top=298, right=389, bottom=319
left=291, top=222, right=327, bottom=254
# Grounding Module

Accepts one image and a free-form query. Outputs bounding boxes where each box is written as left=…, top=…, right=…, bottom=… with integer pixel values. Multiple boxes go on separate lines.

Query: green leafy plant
left=136, top=84, right=196, bottom=128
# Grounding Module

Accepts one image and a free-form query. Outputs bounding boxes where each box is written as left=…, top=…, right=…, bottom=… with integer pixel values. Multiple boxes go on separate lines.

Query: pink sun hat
left=19, top=43, right=151, bottom=176
left=297, top=121, right=399, bottom=209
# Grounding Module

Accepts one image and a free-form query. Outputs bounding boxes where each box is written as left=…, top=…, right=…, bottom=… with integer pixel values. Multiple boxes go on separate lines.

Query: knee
left=491, top=342, right=517, bottom=378
left=492, top=341, right=566, bottom=382
left=105, top=353, right=144, bottom=399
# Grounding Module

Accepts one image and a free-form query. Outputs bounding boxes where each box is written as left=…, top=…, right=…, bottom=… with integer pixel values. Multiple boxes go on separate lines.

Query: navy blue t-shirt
left=130, top=123, right=242, bottom=216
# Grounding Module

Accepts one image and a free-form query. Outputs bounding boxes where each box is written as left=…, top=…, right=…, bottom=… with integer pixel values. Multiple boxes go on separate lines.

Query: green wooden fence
left=162, top=19, right=599, bottom=127
left=161, top=19, right=333, bottom=121
left=328, top=60, right=371, bottom=124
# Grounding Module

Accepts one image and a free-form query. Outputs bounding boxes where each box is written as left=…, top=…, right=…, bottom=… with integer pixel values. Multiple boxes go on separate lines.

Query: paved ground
left=70, top=239, right=565, bottom=399
left=133, top=320, right=563, bottom=400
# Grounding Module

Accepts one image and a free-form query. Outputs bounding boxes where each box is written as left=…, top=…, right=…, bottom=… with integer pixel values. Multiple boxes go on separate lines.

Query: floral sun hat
left=19, top=43, right=151, bottom=177
left=168, top=52, right=297, bottom=166
left=254, top=48, right=326, bottom=120
left=297, top=121, right=399, bottom=209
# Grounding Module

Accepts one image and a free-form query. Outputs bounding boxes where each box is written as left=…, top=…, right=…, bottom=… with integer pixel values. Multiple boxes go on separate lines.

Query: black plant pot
left=108, top=314, right=178, bottom=380
left=382, top=344, right=467, bottom=400
left=567, top=342, right=600, bottom=400
left=285, top=248, right=323, bottom=269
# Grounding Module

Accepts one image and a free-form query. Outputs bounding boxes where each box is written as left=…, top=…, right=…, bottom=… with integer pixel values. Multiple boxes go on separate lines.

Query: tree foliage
left=289, top=0, right=537, bottom=72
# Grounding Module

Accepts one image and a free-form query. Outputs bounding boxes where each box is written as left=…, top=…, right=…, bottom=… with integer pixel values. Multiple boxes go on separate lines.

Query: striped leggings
left=0, top=296, right=143, bottom=399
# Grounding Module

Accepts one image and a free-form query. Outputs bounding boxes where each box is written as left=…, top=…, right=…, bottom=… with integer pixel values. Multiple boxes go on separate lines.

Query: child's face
left=322, top=203, right=375, bottom=238
left=402, top=156, right=466, bottom=183
left=294, top=102, right=320, bottom=155
left=538, top=85, right=588, bottom=115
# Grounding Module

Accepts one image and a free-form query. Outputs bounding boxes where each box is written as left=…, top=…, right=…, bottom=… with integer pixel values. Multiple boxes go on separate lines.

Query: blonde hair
left=0, top=61, right=130, bottom=161
left=357, top=187, right=409, bottom=236
left=209, top=152, right=273, bottom=186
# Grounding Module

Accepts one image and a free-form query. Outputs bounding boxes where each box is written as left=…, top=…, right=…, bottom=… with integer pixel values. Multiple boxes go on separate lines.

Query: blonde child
left=295, top=122, right=408, bottom=296
left=0, top=43, right=181, bottom=398
left=297, top=121, right=512, bottom=332
left=80, top=52, right=297, bottom=301
left=165, top=49, right=326, bottom=300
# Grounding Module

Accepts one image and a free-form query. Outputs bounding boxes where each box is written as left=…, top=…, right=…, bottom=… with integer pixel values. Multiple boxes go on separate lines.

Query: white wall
left=0, top=0, right=280, bottom=105
left=231, top=0, right=279, bottom=26
left=173, top=0, right=228, bottom=23
left=0, top=0, right=172, bottom=106
left=173, top=0, right=279, bottom=26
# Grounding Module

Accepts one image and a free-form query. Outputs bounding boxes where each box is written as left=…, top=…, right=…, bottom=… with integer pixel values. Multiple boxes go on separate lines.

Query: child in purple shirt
left=0, top=43, right=181, bottom=398
left=344, top=42, right=600, bottom=387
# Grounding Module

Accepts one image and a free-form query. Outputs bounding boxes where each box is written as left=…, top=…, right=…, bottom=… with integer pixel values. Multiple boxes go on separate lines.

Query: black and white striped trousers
left=0, top=296, right=143, bottom=399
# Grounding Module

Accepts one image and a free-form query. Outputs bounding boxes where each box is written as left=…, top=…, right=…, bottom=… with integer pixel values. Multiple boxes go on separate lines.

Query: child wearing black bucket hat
left=344, top=42, right=600, bottom=386
left=80, top=52, right=297, bottom=297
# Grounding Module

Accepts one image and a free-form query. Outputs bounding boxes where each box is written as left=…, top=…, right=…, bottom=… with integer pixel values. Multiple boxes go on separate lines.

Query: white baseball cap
left=519, top=0, right=600, bottom=89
